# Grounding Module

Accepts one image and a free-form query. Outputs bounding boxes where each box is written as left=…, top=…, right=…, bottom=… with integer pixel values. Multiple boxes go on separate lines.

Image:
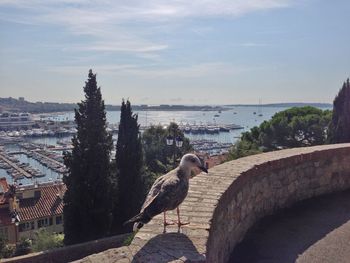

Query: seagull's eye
left=191, top=158, right=196, bottom=163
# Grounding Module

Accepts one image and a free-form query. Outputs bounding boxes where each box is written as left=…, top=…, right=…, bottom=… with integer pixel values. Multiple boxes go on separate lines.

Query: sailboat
left=258, top=99, right=263, bottom=117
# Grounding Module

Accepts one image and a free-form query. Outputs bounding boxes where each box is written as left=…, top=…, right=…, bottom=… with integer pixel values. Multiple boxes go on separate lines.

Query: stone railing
left=71, top=144, right=350, bottom=262
left=2, top=234, right=128, bottom=263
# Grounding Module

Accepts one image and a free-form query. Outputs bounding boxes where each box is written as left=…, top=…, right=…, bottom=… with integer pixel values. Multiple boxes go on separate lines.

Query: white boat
left=26, top=130, right=34, bottom=136
left=33, top=129, right=43, bottom=136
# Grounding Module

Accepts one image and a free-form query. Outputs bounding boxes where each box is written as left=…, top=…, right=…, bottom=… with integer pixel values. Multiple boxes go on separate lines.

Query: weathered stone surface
left=72, top=143, right=350, bottom=263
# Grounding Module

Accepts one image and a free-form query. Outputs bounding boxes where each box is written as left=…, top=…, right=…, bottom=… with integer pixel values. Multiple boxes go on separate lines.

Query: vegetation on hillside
left=229, top=106, right=332, bottom=160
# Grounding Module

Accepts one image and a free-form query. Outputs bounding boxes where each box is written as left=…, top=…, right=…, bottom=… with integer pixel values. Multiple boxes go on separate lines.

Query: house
left=0, top=178, right=65, bottom=243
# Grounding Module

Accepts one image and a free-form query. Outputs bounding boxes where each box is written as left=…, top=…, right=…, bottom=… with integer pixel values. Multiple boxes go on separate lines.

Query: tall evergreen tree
left=63, top=70, right=113, bottom=245
left=329, top=78, right=350, bottom=143
left=113, top=100, right=144, bottom=233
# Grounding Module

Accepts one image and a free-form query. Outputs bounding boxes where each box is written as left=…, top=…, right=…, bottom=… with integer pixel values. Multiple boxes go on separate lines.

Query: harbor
left=0, top=106, right=292, bottom=186
left=0, top=141, right=66, bottom=185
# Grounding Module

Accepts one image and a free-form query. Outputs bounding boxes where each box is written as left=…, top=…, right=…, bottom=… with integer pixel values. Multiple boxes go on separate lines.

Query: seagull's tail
left=123, top=212, right=152, bottom=231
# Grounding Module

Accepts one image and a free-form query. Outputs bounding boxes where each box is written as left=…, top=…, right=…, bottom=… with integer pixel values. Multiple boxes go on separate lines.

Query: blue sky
left=0, top=0, right=349, bottom=105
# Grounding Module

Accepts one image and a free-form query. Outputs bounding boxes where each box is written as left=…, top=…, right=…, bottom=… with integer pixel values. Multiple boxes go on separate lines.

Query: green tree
left=32, top=229, right=64, bottom=252
left=142, top=122, right=192, bottom=188
left=113, top=100, right=144, bottom=233
left=14, top=238, right=31, bottom=256
left=63, top=70, right=113, bottom=245
left=329, top=78, right=350, bottom=143
left=229, top=106, right=331, bottom=160
left=0, top=235, right=6, bottom=258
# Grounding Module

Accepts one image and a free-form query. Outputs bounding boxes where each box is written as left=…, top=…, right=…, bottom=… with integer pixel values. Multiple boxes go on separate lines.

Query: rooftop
left=17, top=183, right=66, bottom=221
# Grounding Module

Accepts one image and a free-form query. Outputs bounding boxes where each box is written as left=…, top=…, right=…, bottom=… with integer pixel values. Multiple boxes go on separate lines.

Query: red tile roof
left=18, top=184, right=66, bottom=221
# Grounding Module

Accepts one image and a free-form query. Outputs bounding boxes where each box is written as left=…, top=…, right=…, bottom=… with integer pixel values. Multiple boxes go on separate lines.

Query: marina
left=0, top=151, right=39, bottom=179
left=0, top=106, right=315, bottom=186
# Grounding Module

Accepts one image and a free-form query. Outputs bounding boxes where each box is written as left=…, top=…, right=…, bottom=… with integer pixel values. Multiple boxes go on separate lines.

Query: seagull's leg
left=163, top=211, right=174, bottom=226
left=176, top=207, right=189, bottom=227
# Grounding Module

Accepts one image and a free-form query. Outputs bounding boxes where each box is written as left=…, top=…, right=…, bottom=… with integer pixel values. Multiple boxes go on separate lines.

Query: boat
left=214, top=114, right=220, bottom=117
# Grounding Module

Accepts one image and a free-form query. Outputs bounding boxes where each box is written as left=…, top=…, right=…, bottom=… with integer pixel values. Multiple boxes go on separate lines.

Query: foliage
left=329, top=78, right=350, bottom=143
left=113, top=100, right=144, bottom=233
left=63, top=70, right=113, bottom=245
left=32, top=229, right=64, bottom=252
left=1, top=244, right=15, bottom=258
left=14, top=238, right=32, bottom=256
left=123, top=232, right=137, bottom=246
left=142, top=123, right=192, bottom=188
left=0, top=235, right=6, bottom=255
left=229, top=106, right=332, bottom=160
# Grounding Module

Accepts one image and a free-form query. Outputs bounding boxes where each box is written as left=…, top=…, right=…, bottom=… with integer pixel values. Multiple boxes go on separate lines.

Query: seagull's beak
left=198, top=165, right=208, bottom=173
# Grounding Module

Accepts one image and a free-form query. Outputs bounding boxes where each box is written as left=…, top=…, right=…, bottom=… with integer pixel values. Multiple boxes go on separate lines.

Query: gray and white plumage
left=124, top=153, right=208, bottom=230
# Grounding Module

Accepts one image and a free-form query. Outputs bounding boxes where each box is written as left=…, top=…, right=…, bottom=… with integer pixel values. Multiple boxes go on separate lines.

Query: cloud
left=48, top=62, right=259, bottom=78
left=0, top=1, right=293, bottom=21
left=0, top=0, right=293, bottom=57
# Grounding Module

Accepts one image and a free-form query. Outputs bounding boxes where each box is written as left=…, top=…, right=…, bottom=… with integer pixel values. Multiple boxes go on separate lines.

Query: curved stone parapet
left=76, top=144, right=350, bottom=263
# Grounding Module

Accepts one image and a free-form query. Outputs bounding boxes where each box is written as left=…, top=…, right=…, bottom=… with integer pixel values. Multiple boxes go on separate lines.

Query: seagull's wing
left=140, top=174, right=167, bottom=212
left=142, top=175, right=181, bottom=218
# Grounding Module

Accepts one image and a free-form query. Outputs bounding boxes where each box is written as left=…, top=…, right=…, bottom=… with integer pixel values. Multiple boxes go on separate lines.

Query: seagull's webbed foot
left=177, top=221, right=190, bottom=227
left=164, top=221, right=175, bottom=226
left=163, top=211, right=175, bottom=227
left=176, top=207, right=190, bottom=228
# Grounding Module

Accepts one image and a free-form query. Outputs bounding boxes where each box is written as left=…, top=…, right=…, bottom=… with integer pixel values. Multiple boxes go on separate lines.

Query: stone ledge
left=73, top=143, right=350, bottom=263
left=2, top=234, right=129, bottom=263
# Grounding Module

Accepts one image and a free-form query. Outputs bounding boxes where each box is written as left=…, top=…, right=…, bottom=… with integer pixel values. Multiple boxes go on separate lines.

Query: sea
left=0, top=105, right=330, bottom=185
left=40, top=106, right=290, bottom=144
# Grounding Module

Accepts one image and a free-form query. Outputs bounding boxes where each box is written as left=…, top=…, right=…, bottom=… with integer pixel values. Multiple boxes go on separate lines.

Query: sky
left=0, top=0, right=349, bottom=105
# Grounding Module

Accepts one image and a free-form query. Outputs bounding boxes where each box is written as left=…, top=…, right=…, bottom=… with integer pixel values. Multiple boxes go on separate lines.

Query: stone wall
left=2, top=233, right=128, bottom=263
left=21, top=144, right=350, bottom=263
left=207, top=144, right=350, bottom=262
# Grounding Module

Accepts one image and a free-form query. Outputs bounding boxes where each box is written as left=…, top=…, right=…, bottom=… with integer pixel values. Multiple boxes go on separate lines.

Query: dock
left=0, top=153, right=32, bottom=178
left=31, top=151, right=65, bottom=169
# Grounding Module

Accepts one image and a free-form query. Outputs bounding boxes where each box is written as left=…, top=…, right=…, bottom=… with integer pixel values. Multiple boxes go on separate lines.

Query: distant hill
left=0, top=97, right=227, bottom=113
left=226, top=103, right=332, bottom=108
left=0, top=97, right=76, bottom=113
left=0, top=97, right=332, bottom=113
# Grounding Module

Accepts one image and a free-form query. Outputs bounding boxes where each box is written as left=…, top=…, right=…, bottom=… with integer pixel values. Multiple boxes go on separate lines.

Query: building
left=0, top=178, right=65, bottom=243
left=0, top=112, right=35, bottom=131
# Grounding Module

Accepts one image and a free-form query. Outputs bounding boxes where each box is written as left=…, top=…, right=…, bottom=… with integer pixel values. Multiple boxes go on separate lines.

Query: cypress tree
left=112, top=100, right=144, bottom=233
left=329, top=78, right=350, bottom=143
left=63, top=70, right=113, bottom=245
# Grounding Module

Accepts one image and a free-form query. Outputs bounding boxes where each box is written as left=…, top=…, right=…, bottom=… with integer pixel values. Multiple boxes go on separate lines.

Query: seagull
left=124, top=153, right=208, bottom=231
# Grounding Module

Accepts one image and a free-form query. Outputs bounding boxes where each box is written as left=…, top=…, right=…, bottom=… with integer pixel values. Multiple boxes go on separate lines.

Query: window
left=37, top=217, right=52, bottom=228
left=19, top=222, right=35, bottom=232
left=55, top=216, right=62, bottom=225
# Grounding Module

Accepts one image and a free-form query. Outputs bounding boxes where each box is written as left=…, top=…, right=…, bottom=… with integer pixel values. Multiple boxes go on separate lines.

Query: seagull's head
left=180, top=153, right=208, bottom=174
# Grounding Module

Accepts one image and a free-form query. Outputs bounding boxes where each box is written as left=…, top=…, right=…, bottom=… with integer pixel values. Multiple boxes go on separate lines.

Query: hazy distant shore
left=0, top=97, right=332, bottom=114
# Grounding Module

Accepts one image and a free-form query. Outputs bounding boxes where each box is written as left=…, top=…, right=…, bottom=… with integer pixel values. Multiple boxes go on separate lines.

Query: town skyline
left=1, top=0, right=349, bottom=105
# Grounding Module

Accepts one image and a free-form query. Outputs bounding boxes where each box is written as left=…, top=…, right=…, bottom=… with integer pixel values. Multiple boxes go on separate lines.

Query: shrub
left=14, top=238, right=32, bottom=256
left=32, top=229, right=64, bottom=252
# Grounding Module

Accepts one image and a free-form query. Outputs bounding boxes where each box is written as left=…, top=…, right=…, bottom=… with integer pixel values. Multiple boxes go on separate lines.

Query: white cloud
left=0, top=0, right=293, bottom=57
left=48, top=62, right=259, bottom=78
